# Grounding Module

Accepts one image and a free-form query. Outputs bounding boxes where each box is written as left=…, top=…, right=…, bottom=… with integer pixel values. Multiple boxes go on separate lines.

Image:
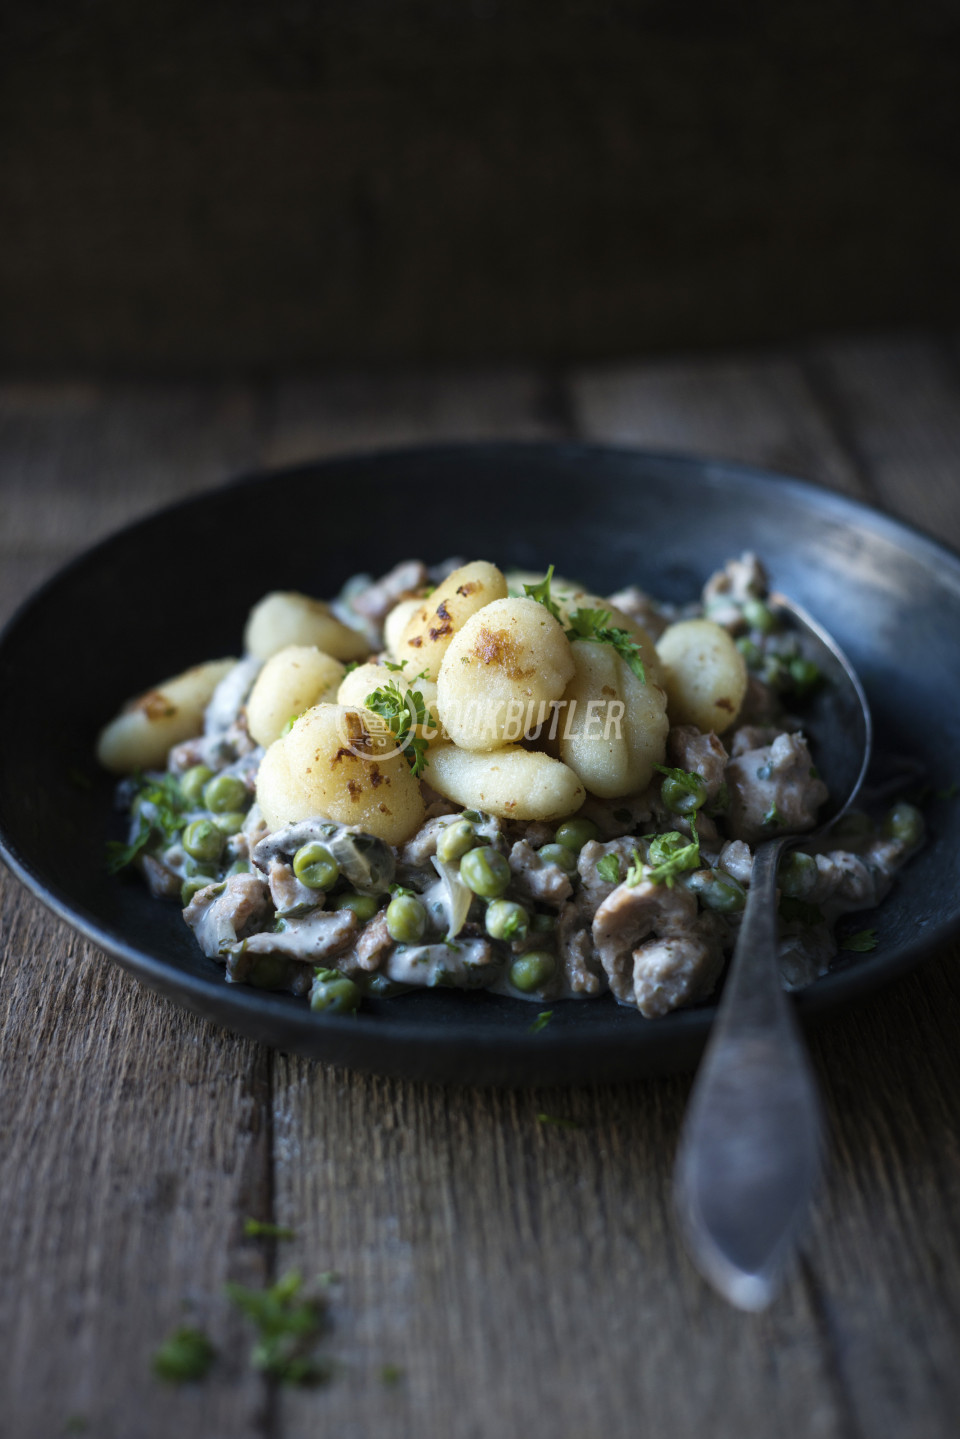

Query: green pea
left=661, top=772, right=707, bottom=816
left=227, top=858, right=251, bottom=876
left=293, top=842, right=340, bottom=891
left=509, top=950, right=556, bottom=993
left=202, top=774, right=250, bottom=814
left=180, top=764, right=214, bottom=807
left=181, top=875, right=213, bottom=906
left=485, top=899, right=529, bottom=942
left=788, top=656, right=822, bottom=696
left=736, top=636, right=762, bottom=667
left=329, top=891, right=379, bottom=922
left=213, top=810, right=247, bottom=836
left=531, top=913, right=556, bottom=933
left=553, top=817, right=600, bottom=853
left=537, top=843, right=578, bottom=875
left=310, top=971, right=361, bottom=1014
left=883, top=801, right=924, bottom=849
left=459, top=845, right=511, bottom=898
left=437, top=819, right=477, bottom=864
left=688, top=868, right=746, bottom=913
left=742, top=597, right=778, bottom=634
left=182, top=818, right=223, bottom=863
left=778, top=850, right=817, bottom=898
left=386, top=894, right=428, bottom=944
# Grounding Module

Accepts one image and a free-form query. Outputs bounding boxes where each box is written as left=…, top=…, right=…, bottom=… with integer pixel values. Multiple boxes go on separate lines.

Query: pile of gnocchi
left=98, top=559, right=748, bottom=837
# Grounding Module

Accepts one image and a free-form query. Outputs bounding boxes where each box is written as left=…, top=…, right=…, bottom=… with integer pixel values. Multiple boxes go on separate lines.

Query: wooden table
left=3, top=335, right=960, bottom=1439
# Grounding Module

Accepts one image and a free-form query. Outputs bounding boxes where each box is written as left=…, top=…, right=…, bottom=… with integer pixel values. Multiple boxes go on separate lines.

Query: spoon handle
left=673, top=840, right=824, bottom=1310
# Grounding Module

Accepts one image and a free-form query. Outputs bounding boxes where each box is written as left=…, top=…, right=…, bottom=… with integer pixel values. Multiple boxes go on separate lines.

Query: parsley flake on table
left=225, top=1270, right=330, bottom=1386
left=529, top=1010, right=553, bottom=1033
left=244, top=1218, right=296, bottom=1240
left=537, top=1112, right=581, bottom=1130
left=152, top=1325, right=217, bottom=1383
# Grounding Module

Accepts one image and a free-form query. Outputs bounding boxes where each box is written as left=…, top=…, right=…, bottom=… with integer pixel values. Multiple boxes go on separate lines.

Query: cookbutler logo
left=334, top=697, right=624, bottom=761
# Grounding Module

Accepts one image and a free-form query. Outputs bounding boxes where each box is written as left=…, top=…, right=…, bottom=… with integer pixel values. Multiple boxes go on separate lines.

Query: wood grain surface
left=1, top=339, right=959, bottom=1439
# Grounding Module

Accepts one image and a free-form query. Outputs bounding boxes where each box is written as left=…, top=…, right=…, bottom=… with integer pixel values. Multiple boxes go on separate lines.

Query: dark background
left=2, top=1, right=959, bottom=373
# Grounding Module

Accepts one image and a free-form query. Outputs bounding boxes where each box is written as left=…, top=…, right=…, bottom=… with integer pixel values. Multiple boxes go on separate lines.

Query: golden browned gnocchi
left=655, top=619, right=747, bottom=734
left=397, top=560, right=508, bottom=679
left=436, top=597, right=575, bottom=751
left=559, top=640, right=670, bottom=796
left=427, top=742, right=585, bottom=821
left=257, top=703, right=425, bottom=844
left=96, top=658, right=237, bottom=773
left=246, top=646, right=345, bottom=748
left=245, top=591, right=370, bottom=662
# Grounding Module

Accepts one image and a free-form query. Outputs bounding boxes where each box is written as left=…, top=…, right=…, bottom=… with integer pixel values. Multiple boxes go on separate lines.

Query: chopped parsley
left=763, top=802, right=783, bottom=828
left=225, top=1270, right=329, bottom=1386
left=840, top=928, right=878, bottom=953
left=383, top=658, right=407, bottom=672
left=524, top=566, right=646, bottom=682
left=537, top=1112, right=581, bottom=1130
left=341, top=660, right=361, bottom=676
left=244, top=1218, right=296, bottom=1240
left=380, top=1364, right=405, bottom=1386
left=632, top=830, right=701, bottom=887
left=152, top=1325, right=217, bottom=1383
left=529, top=1010, right=553, bottom=1033
left=364, top=681, right=438, bottom=778
left=779, top=896, right=824, bottom=926
left=596, top=854, right=622, bottom=885
left=106, top=772, right=189, bottom=873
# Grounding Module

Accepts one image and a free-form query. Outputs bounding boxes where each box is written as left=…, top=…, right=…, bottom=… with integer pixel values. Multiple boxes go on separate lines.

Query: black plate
left=2, top=444, right=959, bottom=1085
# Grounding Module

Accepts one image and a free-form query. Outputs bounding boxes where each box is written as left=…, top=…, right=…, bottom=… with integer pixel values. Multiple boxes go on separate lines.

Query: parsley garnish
left=840, top=928, right=878, bottom=952
left=225, top=1270, right=330, bottom=1386
left=565, top=607, right=647, bottom=683
left=364, top=681, right=438, bottom=778
left=152, top=1326, right=217, bottom=1383
left=596, top=854, right=621, bottom=884
left=537, top=1112, right=581, bottom=1130
left=106, top=772, right=189, bottom=873
left=382, top=658, right=407, bottom=672
left=244, top=1218, right=296, bottom=1240
left=635, top=830, right=701, bottom=887
left=530, top=1010, right=553, bottom=1033
left=524, top=567, right=646, bottom=682
left=779, top=896, right=824, bottom=926
left=763, top=802, right=783, bottom=828
left=523, top=565, right=564, bottom=622
left=341, top=660, right=360, bottom=676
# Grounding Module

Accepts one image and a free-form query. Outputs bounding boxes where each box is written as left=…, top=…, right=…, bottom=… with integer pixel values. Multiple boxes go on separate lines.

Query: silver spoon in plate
left=672, top=593, right=872, bottom=1310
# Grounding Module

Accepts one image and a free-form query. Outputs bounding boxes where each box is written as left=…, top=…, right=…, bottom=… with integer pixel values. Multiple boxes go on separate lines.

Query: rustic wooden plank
left=571, top=350, right=864, bottom=496
left=0, top=384, right=274, bottom=1438
left=802, top=334, right=960, bottom=540
left=268, top=368, right=856, bottom=1439
left=261, top=368, right=558, bottom=468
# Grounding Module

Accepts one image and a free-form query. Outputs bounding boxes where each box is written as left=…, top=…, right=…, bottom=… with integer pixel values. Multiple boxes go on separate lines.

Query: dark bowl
left=2, top=444, right=959, bottom=1085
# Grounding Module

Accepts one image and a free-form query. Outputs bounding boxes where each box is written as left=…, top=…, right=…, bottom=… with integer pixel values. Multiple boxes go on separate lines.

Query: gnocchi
left=436, top=597, right=574, bottom=751
left=257, top=703, right=425, bottom=844
left=397, top=560, right=508, bottom=679
left=655, top=619, right=747, bottom=734
left=245, top=591, right=370, bottom=662
left=97, top=658, right=237, bottom=773
left=246, top=645, right=345, bottom=747
left=427, top=742, right=585, bottom=821
left=559, top=640, right=669, bottom=797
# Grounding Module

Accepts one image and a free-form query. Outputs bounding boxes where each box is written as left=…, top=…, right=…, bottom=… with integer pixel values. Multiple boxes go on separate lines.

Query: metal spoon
left=673, top=593, right=872, bottom=1310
